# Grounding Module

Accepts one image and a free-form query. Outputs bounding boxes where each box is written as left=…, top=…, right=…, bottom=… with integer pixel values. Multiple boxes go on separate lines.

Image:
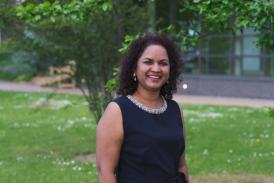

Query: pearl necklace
left=126, top=95, right=167, bottom=114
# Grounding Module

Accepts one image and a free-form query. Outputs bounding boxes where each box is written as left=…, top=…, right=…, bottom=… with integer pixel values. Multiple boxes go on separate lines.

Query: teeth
left=148, top=76, right=160, bottom=79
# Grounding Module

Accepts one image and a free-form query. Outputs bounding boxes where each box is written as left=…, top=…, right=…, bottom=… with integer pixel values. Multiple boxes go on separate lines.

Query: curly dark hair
left=117, top=33, right=182, bottom=99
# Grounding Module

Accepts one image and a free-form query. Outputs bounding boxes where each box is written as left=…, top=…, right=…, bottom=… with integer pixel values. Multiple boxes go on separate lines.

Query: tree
left=151, top=0, right=273, bottom=76
left=176, top=0, right=273, bottom=49
left=14, top=0, right=274, bottom=121
left=0, top=0, right=20, bottom=38
left=16, top=0, right=148, bottom=122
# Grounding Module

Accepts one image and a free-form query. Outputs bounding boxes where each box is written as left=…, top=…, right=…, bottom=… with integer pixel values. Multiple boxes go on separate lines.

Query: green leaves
left=101, top=2, right=112, bottom=11
left=105, top=68, right=119, bottom=94
left=118, top=33, right=141, bottom=53
left=179, top=0, right=274, bottom=49
left=16, top=0, right=113, bottom=24
left=13, top=0, right=148, bottom=121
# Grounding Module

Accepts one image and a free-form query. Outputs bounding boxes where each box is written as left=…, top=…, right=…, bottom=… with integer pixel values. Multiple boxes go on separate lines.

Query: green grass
left=183, top=105, right=274, bottom=176
left=0, top=91, right=98, bottom=183
left=0, top=91, right=273, bottom=182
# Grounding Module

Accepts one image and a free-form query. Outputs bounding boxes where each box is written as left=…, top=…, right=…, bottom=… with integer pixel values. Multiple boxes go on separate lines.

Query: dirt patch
left=191, top=173, right=274, bottom=183
left=74, top=153, right=96, bottom=163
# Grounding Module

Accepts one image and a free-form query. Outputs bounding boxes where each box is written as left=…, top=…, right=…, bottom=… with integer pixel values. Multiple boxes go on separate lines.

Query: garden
left=1, top=1, right=273, bottom=182
left=1, top=91, right=273, bottom=182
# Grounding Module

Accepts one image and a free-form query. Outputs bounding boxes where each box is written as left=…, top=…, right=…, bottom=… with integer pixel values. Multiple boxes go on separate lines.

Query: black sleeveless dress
left=113, top=96, right=187, bottom=183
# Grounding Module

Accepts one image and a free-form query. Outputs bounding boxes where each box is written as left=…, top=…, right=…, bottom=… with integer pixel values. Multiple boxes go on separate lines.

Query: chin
left=146, top=85, right=164, bottom=91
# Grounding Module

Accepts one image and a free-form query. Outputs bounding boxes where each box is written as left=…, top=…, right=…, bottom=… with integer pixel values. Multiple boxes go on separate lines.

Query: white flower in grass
left=84, top=123, right=95, bottom=129
left=29, top=98, right=71, bottom=109
left=202, top=112, right=223, bottom=119
left=57, top=126, right=64, bottom=131
left=229, top=149, right=233, bottom=154
left=0, top=161, right=3, bottom=166
left=67, top=120, right=75, bottom=127
left=260, top=107, right=268, bottom=113
left=81, top=117, right=88, bottom=121
left=34, top=97, right=47, bottom=105
left=227, top=107, right=238, bottom=112
left=16, top=156, right=23, bottom=161
left=188, top=118, right=199, bottom=123
left=54, top=159, right=76, bottom=166
left=259, top=133, right=269, bottom=139
left=203, top=149, right=209, bottom=155
left=51, top=100, right=71, bottom=109
left=271, top=152, right=274, bottom=156
left=227, top=159, right=231, bottom=163
left=72, top=166, right=82, bottom=171
left=246, top=109, right=254, bottom=114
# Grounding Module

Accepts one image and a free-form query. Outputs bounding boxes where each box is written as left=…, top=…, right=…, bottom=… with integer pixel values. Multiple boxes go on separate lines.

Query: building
left=153, top=1, right=274, bottom=99
left=180, top=28, right=274, bottom=99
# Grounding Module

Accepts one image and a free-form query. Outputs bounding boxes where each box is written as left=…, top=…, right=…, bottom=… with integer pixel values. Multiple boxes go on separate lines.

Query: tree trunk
left=147, top=0, right=156, bottom=32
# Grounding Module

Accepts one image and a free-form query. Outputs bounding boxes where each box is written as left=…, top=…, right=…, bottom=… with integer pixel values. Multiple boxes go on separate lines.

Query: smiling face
left=135, top=44, right=170, bottom=93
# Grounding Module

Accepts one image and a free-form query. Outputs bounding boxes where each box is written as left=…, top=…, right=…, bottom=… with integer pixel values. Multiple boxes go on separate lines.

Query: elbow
left=96, top=159, right=104, bottom=178
left=96, top=162, right=116, bottom=182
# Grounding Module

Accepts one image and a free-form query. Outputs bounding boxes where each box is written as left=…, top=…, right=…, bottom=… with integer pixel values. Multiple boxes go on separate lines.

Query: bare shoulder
left=97, top=102, right=123, bottom=140
left=96, top=102, right=123, bottom=175
left=102, top=102, right=122, bottom=118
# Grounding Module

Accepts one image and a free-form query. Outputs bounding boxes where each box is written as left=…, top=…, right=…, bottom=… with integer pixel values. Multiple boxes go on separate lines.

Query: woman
left=96, top=33, right=189, bottom=183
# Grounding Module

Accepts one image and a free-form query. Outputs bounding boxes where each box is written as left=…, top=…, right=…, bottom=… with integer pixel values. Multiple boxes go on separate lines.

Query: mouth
left=147, top=75, right=162, bottom=80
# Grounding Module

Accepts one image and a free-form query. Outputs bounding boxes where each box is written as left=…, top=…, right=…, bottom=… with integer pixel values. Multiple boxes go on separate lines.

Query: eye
left=159, top=61, right=169, bottom=66
left=143, top=60, right=153, bottom=64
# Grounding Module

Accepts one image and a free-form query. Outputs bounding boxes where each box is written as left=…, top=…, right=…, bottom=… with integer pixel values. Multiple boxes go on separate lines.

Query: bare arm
left=178, top=109, right=189, bottom=182
left=178, top=153, right=189, bottom=182
left=96, top=102, right=123, bottom=183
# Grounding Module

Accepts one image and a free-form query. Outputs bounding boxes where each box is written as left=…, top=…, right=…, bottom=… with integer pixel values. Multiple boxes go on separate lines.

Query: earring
left=133, top=73, right=137, bottom=82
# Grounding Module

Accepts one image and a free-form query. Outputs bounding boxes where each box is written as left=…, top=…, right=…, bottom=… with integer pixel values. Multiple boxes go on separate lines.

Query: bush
left=0, top=49, right=37, bottom=81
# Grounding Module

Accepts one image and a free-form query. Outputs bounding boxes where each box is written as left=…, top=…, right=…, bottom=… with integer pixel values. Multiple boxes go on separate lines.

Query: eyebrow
left=143, top=57, right=169, bottom=62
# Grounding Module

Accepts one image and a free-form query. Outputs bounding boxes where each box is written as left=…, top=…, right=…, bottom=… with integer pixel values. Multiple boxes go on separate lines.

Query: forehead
left=140, top=44, right=168, bottom=59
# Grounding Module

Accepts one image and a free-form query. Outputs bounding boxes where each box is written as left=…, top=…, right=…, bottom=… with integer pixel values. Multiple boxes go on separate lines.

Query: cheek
left=165, top=67, right=170, bottom=76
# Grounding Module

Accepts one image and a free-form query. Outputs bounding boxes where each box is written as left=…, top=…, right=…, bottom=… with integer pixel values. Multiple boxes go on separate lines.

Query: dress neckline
left=126, top=95, right=167, bottom=114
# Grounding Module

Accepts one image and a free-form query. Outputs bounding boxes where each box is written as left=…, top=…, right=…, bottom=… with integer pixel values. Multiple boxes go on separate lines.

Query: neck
left=132, top=88, right=162, bottom=108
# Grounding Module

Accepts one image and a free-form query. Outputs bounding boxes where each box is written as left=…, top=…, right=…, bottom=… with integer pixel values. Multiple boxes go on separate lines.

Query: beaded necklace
left=126, top=95, right=167, bottom=114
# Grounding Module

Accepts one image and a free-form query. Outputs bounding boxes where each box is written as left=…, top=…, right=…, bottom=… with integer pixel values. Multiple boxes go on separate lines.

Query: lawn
left=183, top=105, right=274, bottom=182
left=0, top=91, right=273, bottom=183
left=0, top=91, right=97, bottom=183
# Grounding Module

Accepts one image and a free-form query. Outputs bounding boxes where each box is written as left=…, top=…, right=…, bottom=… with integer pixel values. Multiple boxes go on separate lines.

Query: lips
left=146, top=75, right=162, bottom=81
left=147, top=75, right=161, bottom=79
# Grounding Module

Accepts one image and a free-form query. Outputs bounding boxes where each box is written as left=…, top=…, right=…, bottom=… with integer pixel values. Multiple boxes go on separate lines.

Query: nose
left=151, top=63, right=160, bottom=72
